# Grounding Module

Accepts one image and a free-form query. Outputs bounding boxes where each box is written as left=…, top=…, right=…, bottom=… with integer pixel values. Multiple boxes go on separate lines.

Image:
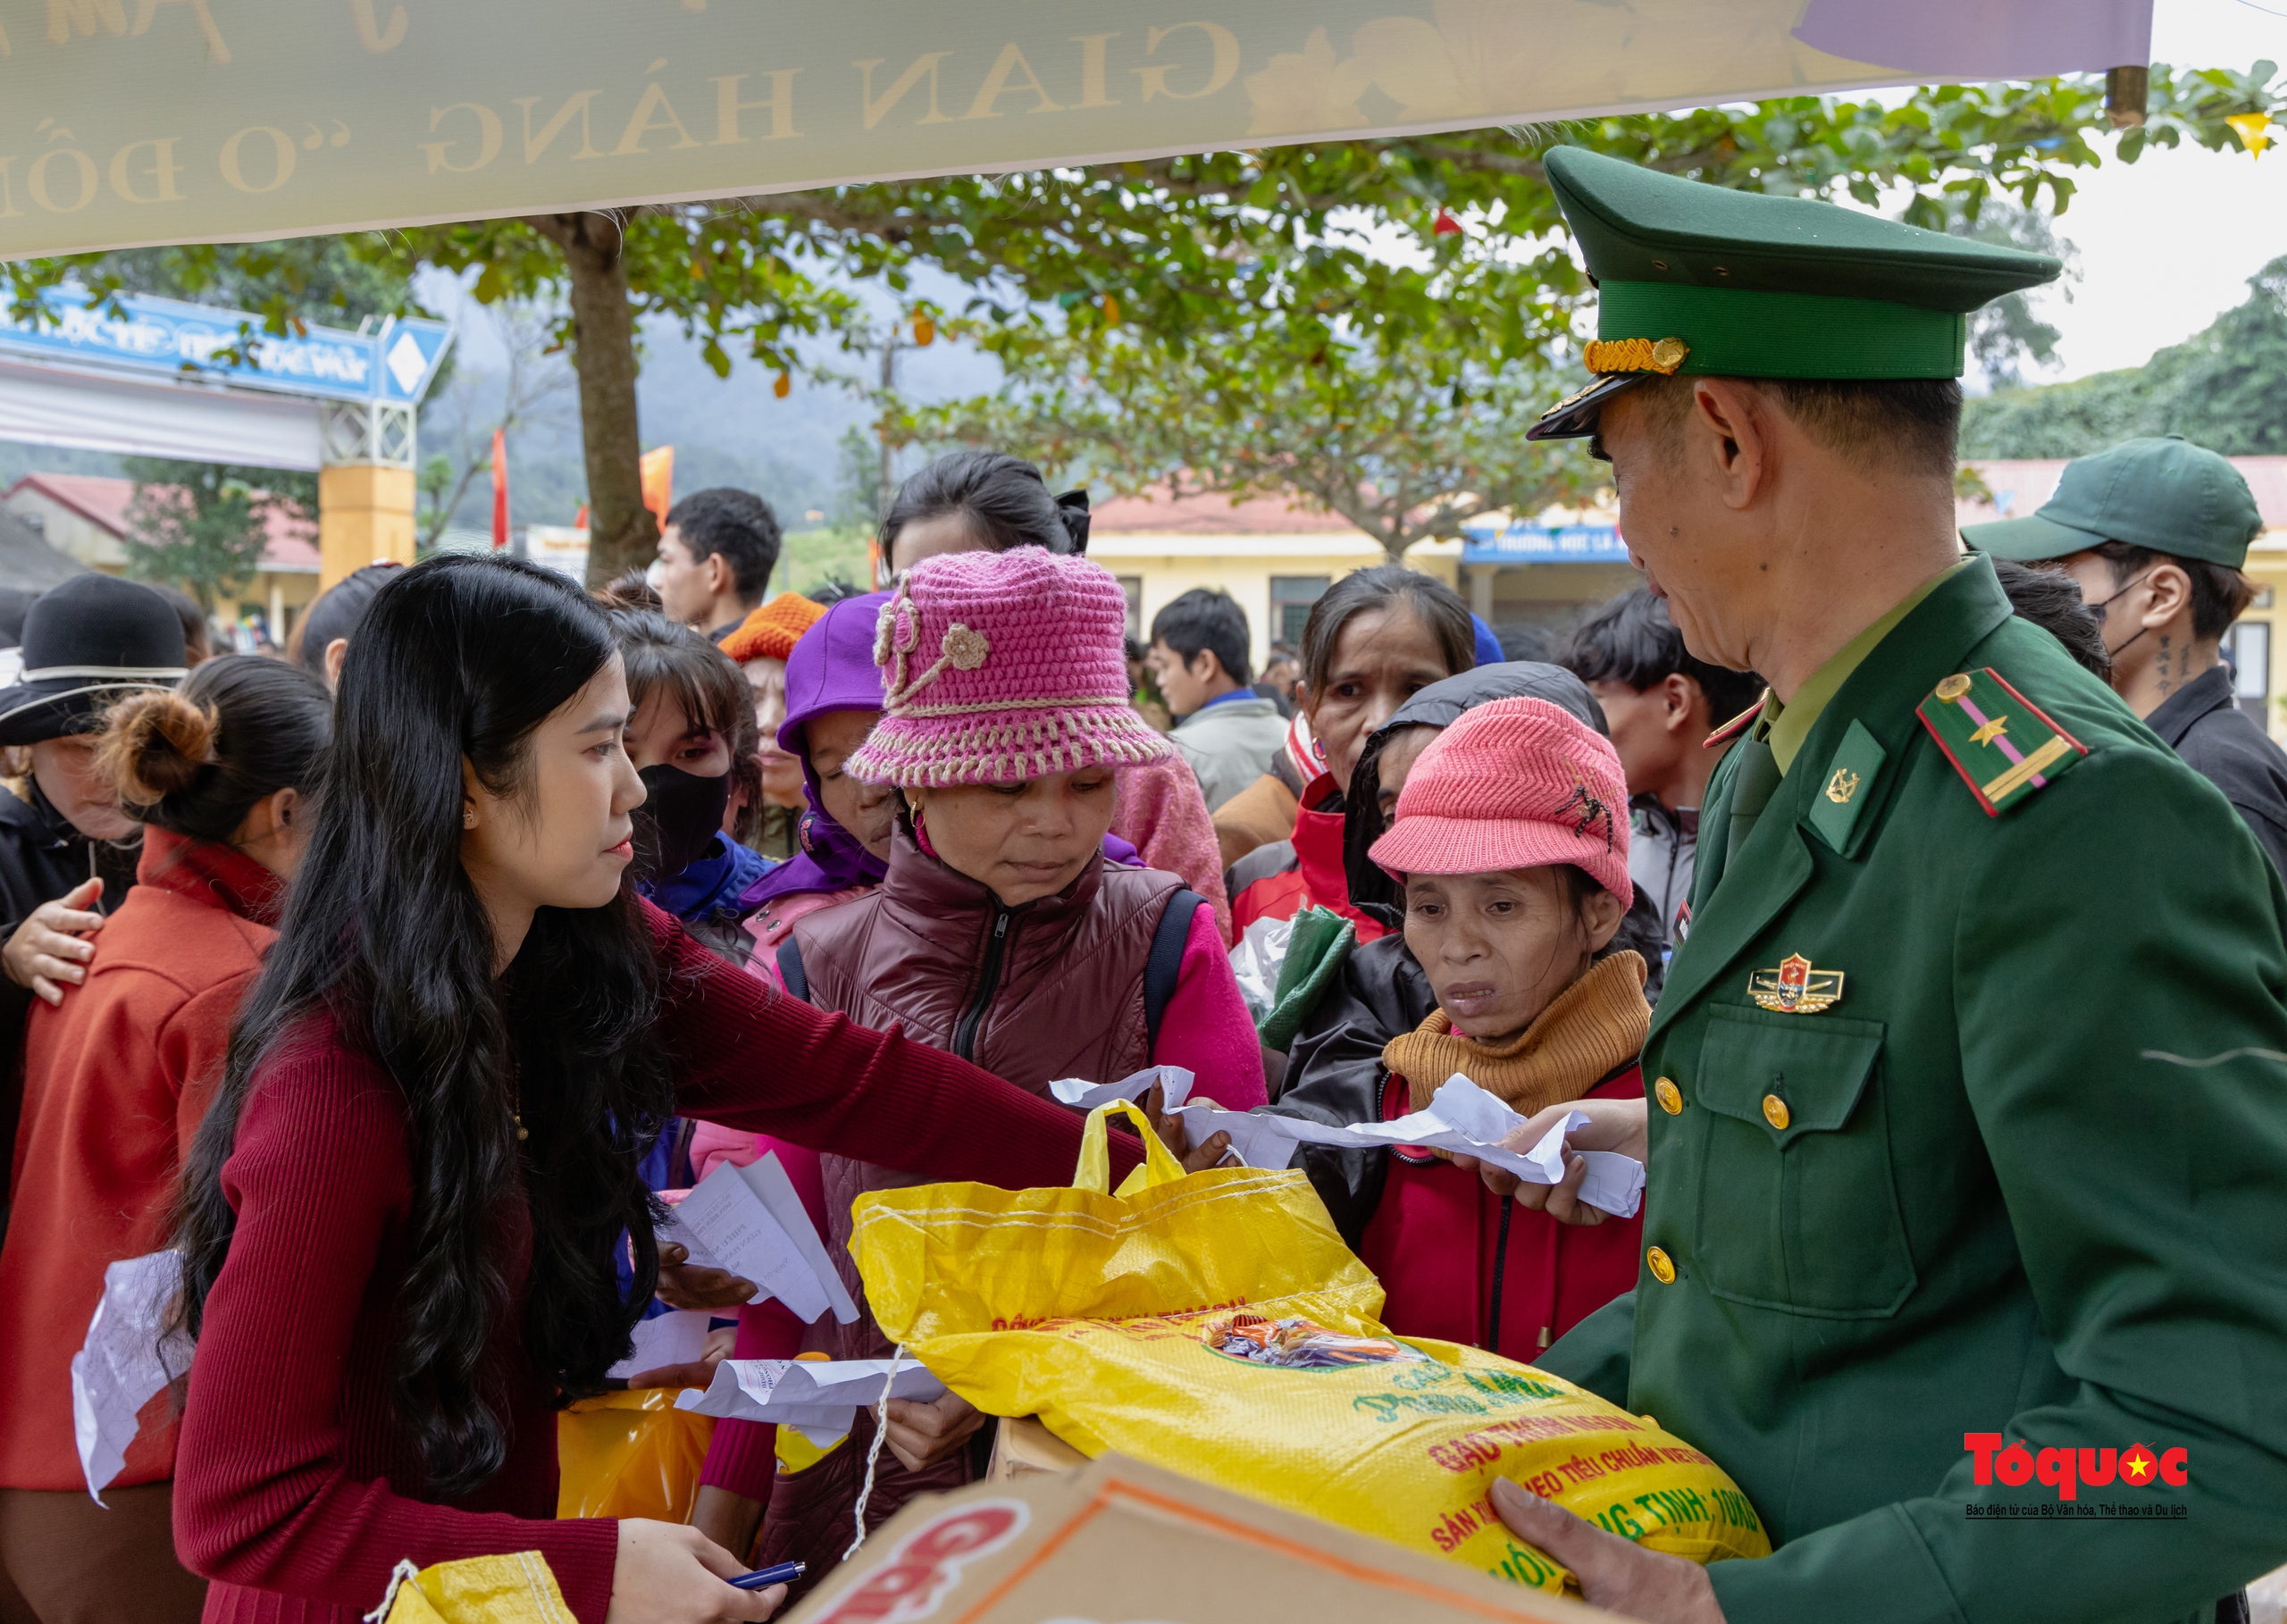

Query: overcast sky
left=2027, top=0, right=2287, bottom=381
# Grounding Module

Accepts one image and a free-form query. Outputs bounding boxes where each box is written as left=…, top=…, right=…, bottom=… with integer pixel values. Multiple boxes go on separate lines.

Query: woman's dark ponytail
left=95, top=657, right=331, bottom=842
left=1052, top=488, right=1092, bottom=554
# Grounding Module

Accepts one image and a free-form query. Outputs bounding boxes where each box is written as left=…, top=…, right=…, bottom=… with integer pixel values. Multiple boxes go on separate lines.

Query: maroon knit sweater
left=173, top=904, right=1136, bottom=1624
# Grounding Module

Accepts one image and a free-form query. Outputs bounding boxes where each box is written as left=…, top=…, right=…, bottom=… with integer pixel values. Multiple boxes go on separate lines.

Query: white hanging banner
left=0, top=0, right=2150, bottom=260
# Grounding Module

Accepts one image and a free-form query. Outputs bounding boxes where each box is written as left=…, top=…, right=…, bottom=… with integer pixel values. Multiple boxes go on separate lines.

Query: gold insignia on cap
left=1584, top=336, right=1691, bottom=376
left=1934, top=673, right=1973, bottom=703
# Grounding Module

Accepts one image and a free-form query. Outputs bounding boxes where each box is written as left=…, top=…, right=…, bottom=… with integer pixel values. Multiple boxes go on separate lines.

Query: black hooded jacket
left=0, top=776, right=138, bottom=933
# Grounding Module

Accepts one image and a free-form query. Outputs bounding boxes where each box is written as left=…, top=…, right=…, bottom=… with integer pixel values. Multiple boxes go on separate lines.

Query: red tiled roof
left=1959, top=456, right=2287, bottom=532
left=1087, top=486, right=1364, bottom=537
left=4, top=472, right=320, bottom=570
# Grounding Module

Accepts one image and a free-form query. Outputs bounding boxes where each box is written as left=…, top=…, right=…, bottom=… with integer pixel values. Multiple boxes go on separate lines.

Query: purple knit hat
left=740, top=590, right=893, bottom=910
left=845, top=547, right=1172, bottom=787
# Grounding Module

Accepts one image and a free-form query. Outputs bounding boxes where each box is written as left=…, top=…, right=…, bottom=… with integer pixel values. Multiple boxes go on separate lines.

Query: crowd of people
left=0, top=163, right=2285, bottom=1624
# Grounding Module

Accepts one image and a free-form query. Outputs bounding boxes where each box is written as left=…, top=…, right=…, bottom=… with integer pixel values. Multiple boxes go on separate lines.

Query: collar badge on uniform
left=1806, top=718, right=1888, bottom=855
left=1915, top=668, right=2087, bottom=816
left=1749, top=952, right=1844, bottom=1014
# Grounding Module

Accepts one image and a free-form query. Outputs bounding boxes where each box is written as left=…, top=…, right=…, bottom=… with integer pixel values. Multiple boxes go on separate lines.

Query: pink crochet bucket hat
left=843, top=546, right=1174, bottom=788
left=1370, top=696, right=1632, bottom=900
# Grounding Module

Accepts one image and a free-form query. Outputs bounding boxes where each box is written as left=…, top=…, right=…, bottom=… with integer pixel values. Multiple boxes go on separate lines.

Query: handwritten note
left=658, top=1152, right=857, bottom=1325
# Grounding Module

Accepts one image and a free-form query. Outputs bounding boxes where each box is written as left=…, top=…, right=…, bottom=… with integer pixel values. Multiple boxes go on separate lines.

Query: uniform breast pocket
left=1689, top=1004, right=1915, bottom=1318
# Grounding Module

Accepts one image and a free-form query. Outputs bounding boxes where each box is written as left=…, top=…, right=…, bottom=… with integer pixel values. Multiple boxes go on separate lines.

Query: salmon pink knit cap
left=1370, top=696, right=1632, bottom=900
left=844, top=546, right=1174, bottom=787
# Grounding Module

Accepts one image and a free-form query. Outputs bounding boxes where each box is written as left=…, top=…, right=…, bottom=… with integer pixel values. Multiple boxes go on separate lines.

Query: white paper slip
left=744, top=1152, right=859, bottom=1325
left=71, top=1250, right=193, bottom=1503
left=1259, top=1075, right=1645, bottom=1218
left=658, top=1155, right=849, bottom=1323
left=1047, top=1065, right=1193, bottom=1112
left=1163, top=1101, right=1303, bottom=1172
left=608, top=1309, right=712, bottom=1381
left=676, top=1358, right=947, bottom=1433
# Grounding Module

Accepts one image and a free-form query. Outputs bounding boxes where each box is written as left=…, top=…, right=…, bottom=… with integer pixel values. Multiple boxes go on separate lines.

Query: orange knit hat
left=720, top=591, right=827, bottom=665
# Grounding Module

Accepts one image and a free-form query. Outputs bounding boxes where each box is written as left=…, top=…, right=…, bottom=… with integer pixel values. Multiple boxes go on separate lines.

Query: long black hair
left=172, top=555, right=674, bottom=1495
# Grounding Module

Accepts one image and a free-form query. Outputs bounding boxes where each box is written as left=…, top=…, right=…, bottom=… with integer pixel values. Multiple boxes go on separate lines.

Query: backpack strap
left=775, top=936, right=810, bottom=1004
left=1144, top=889, right=1206, bottom=1058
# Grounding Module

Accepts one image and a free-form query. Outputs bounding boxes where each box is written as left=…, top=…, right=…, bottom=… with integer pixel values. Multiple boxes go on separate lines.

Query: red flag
left=490, top=428, right=510, bottom=549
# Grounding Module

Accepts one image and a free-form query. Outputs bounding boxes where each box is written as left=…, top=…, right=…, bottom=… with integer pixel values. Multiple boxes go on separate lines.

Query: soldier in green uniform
left=1477, top=146, right=2287, bottom=1623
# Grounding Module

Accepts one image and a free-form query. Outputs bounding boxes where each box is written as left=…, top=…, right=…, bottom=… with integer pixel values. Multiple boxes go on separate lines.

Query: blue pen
left=730, top=1561, right=805, bottom=1592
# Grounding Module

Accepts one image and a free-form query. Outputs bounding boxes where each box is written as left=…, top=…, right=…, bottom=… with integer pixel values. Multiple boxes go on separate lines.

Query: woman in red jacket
left=1226, top=565, right=1477, bottom=942
left=165, top=556, right=1140, bottom=1624
left=0, top=655, right=331, bottom=1624
left=1352, top=695, right=1648, bottom=1359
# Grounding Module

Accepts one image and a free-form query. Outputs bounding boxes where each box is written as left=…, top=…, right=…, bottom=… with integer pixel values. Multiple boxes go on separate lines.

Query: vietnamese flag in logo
left=2120, top=1444, right=2158, bottom=1486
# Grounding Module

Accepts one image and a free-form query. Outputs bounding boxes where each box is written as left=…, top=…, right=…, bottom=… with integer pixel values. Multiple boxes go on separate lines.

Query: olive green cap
left=1964, top=435, right=2264, bottom=570
left=1529, top=147, right=2064, bottom=440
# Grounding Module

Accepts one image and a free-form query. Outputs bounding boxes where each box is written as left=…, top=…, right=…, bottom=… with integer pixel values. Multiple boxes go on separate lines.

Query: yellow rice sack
left=851, top=1101, right=1768, bottom=1595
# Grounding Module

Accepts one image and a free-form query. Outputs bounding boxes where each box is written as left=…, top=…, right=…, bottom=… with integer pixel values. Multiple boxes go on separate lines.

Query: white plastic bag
left=1227, top=915, right=1294, bottom=1024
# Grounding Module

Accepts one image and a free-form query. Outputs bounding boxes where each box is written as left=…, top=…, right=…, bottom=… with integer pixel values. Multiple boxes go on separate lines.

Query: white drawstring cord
left=844, top=1344, right=908, bottom=1561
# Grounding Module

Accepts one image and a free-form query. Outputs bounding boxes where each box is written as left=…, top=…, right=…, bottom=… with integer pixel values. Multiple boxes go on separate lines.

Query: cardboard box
left=984, top=1416, right=1088, bottom=1481
left=782, top=1452, right=1618, bottom=1624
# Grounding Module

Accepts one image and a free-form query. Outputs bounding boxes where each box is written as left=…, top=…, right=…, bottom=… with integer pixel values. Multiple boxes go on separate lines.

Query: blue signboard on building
left=1461, top=521, right=1629, bottom=565
left=0, top=289, right=452, bottom=407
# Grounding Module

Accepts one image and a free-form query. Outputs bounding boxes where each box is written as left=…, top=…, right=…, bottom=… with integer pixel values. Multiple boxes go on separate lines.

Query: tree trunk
left=530, top=213, right=655, bottom=587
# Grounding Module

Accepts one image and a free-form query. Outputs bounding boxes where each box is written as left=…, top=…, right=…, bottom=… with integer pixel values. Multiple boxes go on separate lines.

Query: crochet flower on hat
left=873, top=575, right=997, bottom=707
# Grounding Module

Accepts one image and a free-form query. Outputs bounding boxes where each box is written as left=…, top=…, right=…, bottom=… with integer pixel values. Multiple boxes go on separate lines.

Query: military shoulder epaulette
left=1705, top=689, right=1769, bottom=749
left=1914, top=667, right=2086, bottom=816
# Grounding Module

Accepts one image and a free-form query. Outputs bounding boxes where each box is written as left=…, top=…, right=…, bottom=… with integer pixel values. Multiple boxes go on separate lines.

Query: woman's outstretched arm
left=650, top=905, right=1142, bottom=1187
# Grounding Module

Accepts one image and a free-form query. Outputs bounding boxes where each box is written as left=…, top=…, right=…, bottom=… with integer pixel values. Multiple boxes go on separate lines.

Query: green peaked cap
left=1529, top=146, right=2064, bottom=440
left=1964, top=435, right=2264, bottom=569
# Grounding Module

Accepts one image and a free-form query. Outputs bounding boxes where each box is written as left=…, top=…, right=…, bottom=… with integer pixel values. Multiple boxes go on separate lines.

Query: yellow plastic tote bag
left=369, top=1553, right=574, bottom=1624
left=851, top=1101, right=1768, bottom=1596
left=555, top=1387, right=716, bottom=1522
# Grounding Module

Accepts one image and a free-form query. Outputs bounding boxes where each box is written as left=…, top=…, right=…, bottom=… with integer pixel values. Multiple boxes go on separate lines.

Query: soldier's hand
left=1488, top=1479, right=1725, bottom=1624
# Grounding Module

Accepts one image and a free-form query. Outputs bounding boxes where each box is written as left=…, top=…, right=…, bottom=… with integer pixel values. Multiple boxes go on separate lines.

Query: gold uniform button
left=1655, top=1076, right=1682, bottom=1115
left=1646, top=1246, right=1676, bottom=1285
left=1762, top=1093, right=1790, bottom=1130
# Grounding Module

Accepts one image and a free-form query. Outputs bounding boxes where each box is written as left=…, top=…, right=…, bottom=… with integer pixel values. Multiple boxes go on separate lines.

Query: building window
left=1269, top=575, right=1330, bottom=649
left=1116, top=576, right=1144, bottom=642
left=2226, top=619, right=2271, bottom=722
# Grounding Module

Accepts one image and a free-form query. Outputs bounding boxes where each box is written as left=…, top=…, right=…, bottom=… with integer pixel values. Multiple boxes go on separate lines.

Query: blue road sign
left=0, top=288, right=451, bottom=406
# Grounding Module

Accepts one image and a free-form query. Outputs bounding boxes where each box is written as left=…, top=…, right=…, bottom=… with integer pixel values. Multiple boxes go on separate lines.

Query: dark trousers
left=0, top=1483, right=205, bottom=1624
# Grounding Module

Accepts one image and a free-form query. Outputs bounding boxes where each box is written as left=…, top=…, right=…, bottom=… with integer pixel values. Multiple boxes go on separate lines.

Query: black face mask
left=632, top=764, right=733, bottom=883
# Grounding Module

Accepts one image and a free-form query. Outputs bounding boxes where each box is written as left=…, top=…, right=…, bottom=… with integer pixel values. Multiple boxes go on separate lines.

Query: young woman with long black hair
left=168, top=557, right=1143, bottom=1624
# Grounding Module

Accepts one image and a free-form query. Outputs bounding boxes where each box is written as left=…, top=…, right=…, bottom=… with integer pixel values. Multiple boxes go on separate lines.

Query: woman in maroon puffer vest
left=762, top=545, right=1264, bottom=1598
